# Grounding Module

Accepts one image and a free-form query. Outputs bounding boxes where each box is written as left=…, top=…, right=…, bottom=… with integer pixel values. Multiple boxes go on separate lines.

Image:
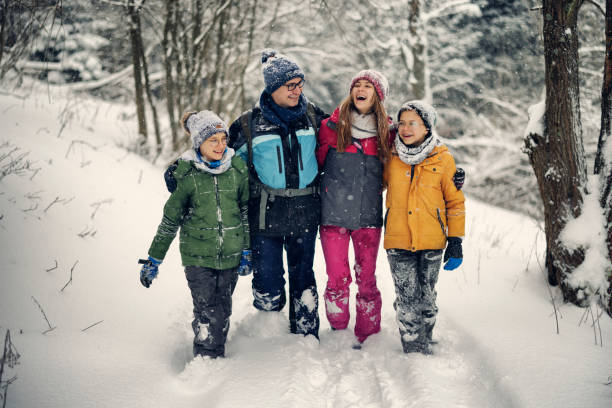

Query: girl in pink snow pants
left=316, top=70, right=393, bottom=345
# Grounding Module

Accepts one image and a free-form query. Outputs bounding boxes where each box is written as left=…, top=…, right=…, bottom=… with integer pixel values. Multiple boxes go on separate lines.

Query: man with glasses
left=229, top=49, right=328, bottom=339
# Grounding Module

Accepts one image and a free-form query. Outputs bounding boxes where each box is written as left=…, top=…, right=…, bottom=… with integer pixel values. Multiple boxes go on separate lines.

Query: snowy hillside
left=0, top=89, right=611, bottom=408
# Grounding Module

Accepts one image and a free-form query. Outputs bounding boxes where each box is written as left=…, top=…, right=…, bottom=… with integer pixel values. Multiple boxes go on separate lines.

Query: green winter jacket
left=148, top=152, right=250, bottom=270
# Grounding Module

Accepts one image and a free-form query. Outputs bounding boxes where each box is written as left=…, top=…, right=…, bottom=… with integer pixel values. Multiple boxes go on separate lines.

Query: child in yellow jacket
left=383, top=100, right=465, bottom=354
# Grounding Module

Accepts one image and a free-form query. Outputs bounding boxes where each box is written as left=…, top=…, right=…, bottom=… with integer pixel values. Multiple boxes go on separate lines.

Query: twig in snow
left=590, top=305, right=603, bottom=348
left=605, top=376, right=612, bottom=386
left=31, top=296, right=55, bottom=334
left=45, top=260, right=58, bottom=272
left=138, top=169, right=143, bottom=184
left=578, top=307, right=590, bottom=327
left=43, top=196, right=75, bottom=213
left=588, top=307, right=599, bottom=346
left=534, top=230, right=560, bottom=334
left=65, top=139, right=99, bottom=159
left=22, top=203, right=38, bottom=212
left=43, top=197, right=61, bottom=213
left=0, top=329, right=21, bottom=406
left=60, top=260, right=78, bottom=292
left=29, top=168, right=40, bottom=180
left=81, top=320, right=104, bottom=332
left=77, top=225, right=97, bottom=238
left=90, top=199, right=113, bottom=219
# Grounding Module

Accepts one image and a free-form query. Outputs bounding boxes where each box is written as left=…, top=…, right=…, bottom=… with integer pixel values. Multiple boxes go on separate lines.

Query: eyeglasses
left=398, top=120, right=423, bottom=128
left=206, top=136, right=228, bottom=146
left=284, top=79, right=305, bottom=91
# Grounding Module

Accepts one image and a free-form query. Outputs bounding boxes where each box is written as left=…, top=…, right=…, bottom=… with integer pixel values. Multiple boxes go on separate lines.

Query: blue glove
left=238, top=249, right=252, bottom=276
left=443, top=237, right=463, bottom=271
left=139, top=256, right=161, bottom=288
left=444, top=257, right=463, bottom=271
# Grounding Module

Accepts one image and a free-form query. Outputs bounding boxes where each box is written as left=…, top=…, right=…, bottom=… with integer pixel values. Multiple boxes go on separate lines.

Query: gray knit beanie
left=261, top=49, right=305, bottom=94
left=182, top=110, right=228, bottom=151
left=397, top=100, right=437, bottom=136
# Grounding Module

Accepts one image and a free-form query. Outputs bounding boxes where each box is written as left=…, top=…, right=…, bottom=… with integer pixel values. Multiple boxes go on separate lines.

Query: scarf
left=180, top=147, right=235, bottom=175
left=394, top=133, right=440, bottom=166
left=350, top=111, right=377, bottom=140
left=259, top=90, right=307, bottom=135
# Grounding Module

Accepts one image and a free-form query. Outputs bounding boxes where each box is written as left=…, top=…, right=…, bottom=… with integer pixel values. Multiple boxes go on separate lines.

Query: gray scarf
left=350, top=111, right=377, bottom=140
left=394, top=133, right=440, bottom=165
left=180, top=147, right=235, bottom=175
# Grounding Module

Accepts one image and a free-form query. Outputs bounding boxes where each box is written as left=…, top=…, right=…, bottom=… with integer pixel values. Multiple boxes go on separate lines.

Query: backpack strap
left=306, top=102, right=319, bottom=137
left=239, top=110, right=254, bottom=173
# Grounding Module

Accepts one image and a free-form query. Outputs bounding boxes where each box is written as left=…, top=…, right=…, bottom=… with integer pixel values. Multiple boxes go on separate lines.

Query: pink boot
left=320, top=225, right=351, bottom=330
left=352, top=227, right=382, bottom=343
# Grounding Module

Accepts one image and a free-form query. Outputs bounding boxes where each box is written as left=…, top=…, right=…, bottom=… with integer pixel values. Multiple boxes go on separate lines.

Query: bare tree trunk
left=240, top=0, right=258, bottom=112
left=407, top=0, right=426, bottom=100
left=162, top=0, right=178, bottom=151
left=127, top=0, right=148, bottom=154
left=595, top=0, right=612, bottom=315
left=139, top=38, right=161, bottom=158
left=524, top=0, right=588, bottom=305
left=0, top=0, right=8, bottom=69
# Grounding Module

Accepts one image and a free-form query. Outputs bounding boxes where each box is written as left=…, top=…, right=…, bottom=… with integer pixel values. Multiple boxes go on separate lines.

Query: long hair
left=336, top=91, right=390, bottom=162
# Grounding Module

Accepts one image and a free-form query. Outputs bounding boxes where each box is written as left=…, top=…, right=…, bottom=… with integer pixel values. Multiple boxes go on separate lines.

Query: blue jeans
left=251, top=231, right=319, bottom=337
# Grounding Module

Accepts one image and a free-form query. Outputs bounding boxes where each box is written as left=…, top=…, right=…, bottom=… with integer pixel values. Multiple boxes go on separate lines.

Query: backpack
left=238, top=102, right=320, bottom=174
left=238, top=102, right=321, bottom=230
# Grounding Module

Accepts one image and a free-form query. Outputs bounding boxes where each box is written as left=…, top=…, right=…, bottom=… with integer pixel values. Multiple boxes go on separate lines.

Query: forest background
left=3, top=0, right=606, bottom=218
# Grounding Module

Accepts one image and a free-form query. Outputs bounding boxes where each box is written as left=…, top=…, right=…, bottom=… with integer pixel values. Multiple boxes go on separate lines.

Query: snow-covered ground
left=1, top=89, right=611, bottom=408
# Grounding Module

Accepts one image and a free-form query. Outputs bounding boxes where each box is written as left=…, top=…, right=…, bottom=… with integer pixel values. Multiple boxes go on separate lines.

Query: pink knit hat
left=349, top=69, right=389, bottom=102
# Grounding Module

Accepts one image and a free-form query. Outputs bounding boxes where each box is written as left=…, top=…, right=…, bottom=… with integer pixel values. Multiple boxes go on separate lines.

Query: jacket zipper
left=276, top=146, right=282, bottom=173
left=297, top=143, right=304, bottom=171
left=214, top=176, right=223, bottom=264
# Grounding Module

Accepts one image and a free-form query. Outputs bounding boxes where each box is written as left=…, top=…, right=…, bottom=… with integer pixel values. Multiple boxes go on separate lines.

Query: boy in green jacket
left=139, top=110, right=251, bottom=358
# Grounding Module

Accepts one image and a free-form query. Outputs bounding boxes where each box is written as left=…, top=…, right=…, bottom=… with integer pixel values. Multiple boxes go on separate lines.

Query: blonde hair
left=336, top=91, right=390, bottom=162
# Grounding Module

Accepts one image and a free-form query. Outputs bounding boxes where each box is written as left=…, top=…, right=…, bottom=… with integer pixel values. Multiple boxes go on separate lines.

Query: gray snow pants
left=386, top=248, right=443, bottom=354
left=184, top=265, right=239, bottom=358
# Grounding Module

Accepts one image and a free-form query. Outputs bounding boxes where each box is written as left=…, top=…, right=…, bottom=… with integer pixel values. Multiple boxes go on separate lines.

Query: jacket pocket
left=436, top=208, right=447, bottom=238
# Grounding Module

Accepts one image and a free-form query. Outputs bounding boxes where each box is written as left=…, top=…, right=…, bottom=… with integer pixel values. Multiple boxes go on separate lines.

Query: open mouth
left=356, top=96, right=367, bottom=101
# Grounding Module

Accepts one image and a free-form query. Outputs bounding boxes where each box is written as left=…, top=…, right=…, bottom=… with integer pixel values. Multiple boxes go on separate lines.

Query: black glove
left=443, top=237, right=463, bottom=271
left=164, top=160, right=179, bottom=193
left=453, top=168, right=465, bottom=190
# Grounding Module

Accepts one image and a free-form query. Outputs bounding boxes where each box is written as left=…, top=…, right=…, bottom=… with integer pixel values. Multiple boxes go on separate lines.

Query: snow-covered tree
left=524, top=0, right=612, bottom=313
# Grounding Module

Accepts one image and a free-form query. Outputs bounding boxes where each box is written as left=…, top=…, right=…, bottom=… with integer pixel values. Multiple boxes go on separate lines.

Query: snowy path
left=162, top=309, right=518, bottom=408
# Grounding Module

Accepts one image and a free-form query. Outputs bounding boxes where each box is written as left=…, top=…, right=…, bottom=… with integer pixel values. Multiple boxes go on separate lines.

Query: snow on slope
left=0, top=90, right=610, bottom=408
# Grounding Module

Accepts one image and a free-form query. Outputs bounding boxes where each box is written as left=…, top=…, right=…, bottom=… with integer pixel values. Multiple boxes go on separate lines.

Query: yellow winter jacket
left=383, top=144, right=465, bottom=251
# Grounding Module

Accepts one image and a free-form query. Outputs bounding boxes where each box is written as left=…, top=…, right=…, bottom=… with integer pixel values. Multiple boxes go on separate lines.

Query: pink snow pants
left=320, top=225, right=382, bottom=343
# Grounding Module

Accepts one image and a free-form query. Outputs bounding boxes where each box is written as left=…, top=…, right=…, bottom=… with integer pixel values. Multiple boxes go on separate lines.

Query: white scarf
left=350, top=111, right=377, bottom=140
left=394, top=133, right=440, bottom=165
left=180, top=147, right=235, bottom=174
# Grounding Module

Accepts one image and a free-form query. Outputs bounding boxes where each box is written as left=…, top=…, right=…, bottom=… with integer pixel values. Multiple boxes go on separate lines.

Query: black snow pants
left=184, top=265, right=239, bottom=358
left=386, top=248, right=443, bottom=354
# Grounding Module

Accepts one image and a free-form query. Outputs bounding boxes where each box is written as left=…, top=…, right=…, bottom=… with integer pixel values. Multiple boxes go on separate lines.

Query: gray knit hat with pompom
left=183, top=110, right=228, bottom=151
left=261, top=49, right=305, bottom=94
